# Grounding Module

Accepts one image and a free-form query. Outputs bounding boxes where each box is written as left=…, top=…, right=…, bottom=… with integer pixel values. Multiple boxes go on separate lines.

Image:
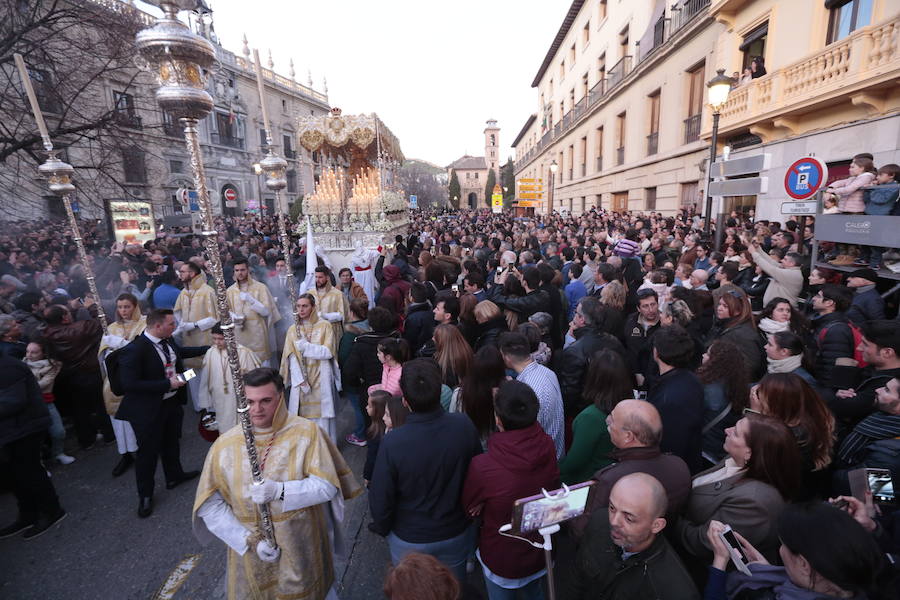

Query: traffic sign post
left=781, top=201, right=818, bottom=215
left=409, top=194, right=418, bottom=209
left=784, top=157, right=828, bottom=200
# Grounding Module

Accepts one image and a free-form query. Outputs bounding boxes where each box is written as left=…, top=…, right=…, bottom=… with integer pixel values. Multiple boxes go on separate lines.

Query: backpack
left=818, top=321, right=867, bottom=368
left=104, top=347, right=126, bottom=396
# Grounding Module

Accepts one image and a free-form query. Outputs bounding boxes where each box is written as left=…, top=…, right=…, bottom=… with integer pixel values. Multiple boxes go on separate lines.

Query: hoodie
left=462, top=422, right=560, bottom=579
left=377, top=265, right=411, bottom=318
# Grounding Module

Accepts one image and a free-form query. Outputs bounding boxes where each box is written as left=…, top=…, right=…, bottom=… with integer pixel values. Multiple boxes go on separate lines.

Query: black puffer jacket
left=812, top=312, right=856, bottom=388
left=403, top=302, right=434, bottom=353
left=474, top=316, right=508, bottom=351
left=556, top=326, right=628, bottom=417
left=492, top=288, right=550, bottom=323
left=0, top=355, right=50, bottom=446
left=706, top=319, right=765, bottom=381
left=343, top=329, right=401, bottom=392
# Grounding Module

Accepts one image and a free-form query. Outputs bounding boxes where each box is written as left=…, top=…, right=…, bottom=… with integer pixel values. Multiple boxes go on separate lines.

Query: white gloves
left=102, top=334, right=126, bottom=349
left=239, top=292, right=250, bottom=302
left=256, top=539, right=281, bottom=562
left=293, top=339, right=310, bottom=354
left=245, top=296, right=266, bottom=315
left=321, top=311, right=343, bottom=323
left=250, top=479, right=284, bottom=504
left=196, top=317, right=217, bottom=330
left=180, top=321, right=197, bottom=332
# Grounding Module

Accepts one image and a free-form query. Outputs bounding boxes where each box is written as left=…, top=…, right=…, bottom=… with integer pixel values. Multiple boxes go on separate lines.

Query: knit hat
left=848, top=268, right=878, bottom=283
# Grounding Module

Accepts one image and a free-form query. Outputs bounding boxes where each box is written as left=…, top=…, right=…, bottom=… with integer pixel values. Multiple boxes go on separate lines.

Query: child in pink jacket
left=368, top=337, right=410, bottom=397
left=825, top=157, right=877, bottom=214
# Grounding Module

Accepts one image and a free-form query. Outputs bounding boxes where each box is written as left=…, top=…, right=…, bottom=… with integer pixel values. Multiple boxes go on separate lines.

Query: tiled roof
left=446, top=155, right=487, bottom=170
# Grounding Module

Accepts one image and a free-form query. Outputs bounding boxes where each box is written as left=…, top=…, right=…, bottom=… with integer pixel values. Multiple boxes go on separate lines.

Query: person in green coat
left=559, top=348, right=636, bottom=484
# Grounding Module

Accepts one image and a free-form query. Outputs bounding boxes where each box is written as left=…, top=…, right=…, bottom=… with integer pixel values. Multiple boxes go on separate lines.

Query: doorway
left=467, top=192, right=477, bottom=209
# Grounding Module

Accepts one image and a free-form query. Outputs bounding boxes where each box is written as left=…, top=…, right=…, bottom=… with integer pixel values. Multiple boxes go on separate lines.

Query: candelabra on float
left=134, top=0, right=276, bottom=548
left=13, top=53, right=109, bottom=333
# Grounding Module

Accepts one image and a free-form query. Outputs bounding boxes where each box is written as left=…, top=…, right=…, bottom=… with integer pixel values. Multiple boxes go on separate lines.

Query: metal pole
left=62, top=195, right=109, bottom=331
left=182, top=118, right=277, bottom=548
left=134, top=1, right=276, bottom=548
left=704, top=111, right=720, bottom=238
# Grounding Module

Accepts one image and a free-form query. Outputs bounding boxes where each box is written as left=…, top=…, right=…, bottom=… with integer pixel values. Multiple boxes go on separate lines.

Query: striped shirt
left=516, top=360, right=566, bottom=460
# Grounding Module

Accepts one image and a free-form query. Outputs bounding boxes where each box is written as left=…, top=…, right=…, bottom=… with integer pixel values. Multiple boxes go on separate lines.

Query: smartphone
left=867, top=468, right=895, bottom=504
left=178, top=368, right=197, bottom=383
left=830, top=498, right=850, bottom=510
left=511, top=481, right=596, bottom=533
left=451, top=284, right=459, bottom=293
left=718, top=525, right=752, bottom=576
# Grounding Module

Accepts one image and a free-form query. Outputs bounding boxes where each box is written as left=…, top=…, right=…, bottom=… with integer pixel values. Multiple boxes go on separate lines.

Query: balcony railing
left=684, top=114, right=702, bottom=144
left=284, top=148, right=297, bottom=159
left=616, top=146, right=625, bottom=166
left=512, top=0, right=713, bottom=174
left=716, top=15, right=900, bottom=134
left=607, top=56, right=632, bottom=89
left=114, top=111, right=143, bottom=130
left=596, top=156, right=603, bottom=172
left=647, top=131, right=659, bottom=155
left=581, top=163, right=587, bottom=177
left=211, top=132, right=244, bottom=149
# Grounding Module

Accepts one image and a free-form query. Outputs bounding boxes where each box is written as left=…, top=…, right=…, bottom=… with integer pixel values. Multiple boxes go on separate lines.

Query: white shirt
left=145, top=331, right=177, bottom=399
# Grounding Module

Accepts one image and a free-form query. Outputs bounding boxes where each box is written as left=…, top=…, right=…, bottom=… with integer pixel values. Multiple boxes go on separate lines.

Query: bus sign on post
left=784, top=157, right=828, bottom=200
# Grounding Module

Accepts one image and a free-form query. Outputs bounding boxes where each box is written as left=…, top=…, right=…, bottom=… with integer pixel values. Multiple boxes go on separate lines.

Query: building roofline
left=531, top=0, right=586, bottom=88
left=511, top=114, right=537, bottom=148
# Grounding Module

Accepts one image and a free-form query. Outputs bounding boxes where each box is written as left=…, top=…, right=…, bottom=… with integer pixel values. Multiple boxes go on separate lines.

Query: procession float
left=295, top=108, right=408, bottom=270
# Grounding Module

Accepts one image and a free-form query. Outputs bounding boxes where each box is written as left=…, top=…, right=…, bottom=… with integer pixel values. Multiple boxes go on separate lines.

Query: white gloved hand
left=293, top=339, right=310, bottom=354
left=239, top=292, right=250, bottom=302
left=102, top=334, right=126, bottom=349
left=256, top=539, right=281, bottom=562
left=245, top=296, right=265, bottom=314
left=196, top=317, right=217, bottom=330
left=250, top=479, right=284, bottom=504
left=181, top=321, right=197, bottom=332
left=321, top=311, right=343, bottom=323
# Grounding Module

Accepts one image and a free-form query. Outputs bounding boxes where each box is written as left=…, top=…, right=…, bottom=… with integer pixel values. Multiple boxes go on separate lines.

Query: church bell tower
left=484, top=119, right=500, bottom=180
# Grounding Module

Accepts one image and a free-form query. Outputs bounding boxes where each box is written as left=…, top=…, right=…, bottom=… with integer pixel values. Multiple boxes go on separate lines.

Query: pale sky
left=189, top=0, right=567, bottom=167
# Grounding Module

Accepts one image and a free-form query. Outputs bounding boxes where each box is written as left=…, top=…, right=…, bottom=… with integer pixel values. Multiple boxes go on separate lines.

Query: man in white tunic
left=279, top=294, right=341, bottom=441
left=226, top=258, right=280, bottom=367
left=197, top=324, right=261, bottom=434
left=192, top=367, right=361, bottom=600
left=173, top=261, right=218, bottom=410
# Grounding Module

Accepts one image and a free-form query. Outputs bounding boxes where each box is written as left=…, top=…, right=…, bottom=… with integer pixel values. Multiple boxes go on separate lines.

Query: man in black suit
left=116, top=308, right=208, bottom=517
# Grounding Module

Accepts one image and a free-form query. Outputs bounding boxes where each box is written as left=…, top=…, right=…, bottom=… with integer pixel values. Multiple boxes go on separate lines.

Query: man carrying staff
left=193, top=367, right=361, bottom=600
left=227, top=257, right=280, bottom=367
left=308, top=266, right=347, bottom=349
left=197, top=323, right=260, bottom=434
left=279, top=294, right=340, bottom=440
left=174, top=261, right=218, bottom=410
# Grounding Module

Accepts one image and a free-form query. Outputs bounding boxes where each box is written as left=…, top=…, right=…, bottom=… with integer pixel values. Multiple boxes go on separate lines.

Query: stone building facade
left=446, top=119, right=501, bottom=208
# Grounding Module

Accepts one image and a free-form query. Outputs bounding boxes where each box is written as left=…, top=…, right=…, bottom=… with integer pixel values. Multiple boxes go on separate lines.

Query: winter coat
left=402, top=302, right=434, bottom=354
left=377, top=266, right=410, bottom=318
left=474, top=316, right=507, bottom=351
left=812, top=312, right=855, bottom=387
left=863, top=183, right=900, bottom=216
left=648, top=368, right=705, bottom=474
left=706, top=319, right=765, bottom=381
left=847, top=286, right=885, bottom=324
left=492, top=288, right=551, bottom=323
left=830, top=172, right=876, bottom=213
left=343, top=329, right=401, bottom=393
left=43, top=312, right=103, bottom=374
left=623, top=312, right=662, bottom=378
left=750, top=247, right=803, bottom=307
left=565, top=509, right=700, bottom=600
left=461, top=422, right=559, bottom=579
left=0, top=355, right=50, bottom=446
left=557, top=326, right=628, bottom=417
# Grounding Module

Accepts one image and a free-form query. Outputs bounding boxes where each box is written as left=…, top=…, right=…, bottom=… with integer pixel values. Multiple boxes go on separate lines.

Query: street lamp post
left=703, top=69, right=734, bottom=240
left=549, top=160, right=558, bottom=216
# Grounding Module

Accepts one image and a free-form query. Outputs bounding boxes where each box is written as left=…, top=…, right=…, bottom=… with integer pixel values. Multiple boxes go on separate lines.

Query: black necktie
left=159, top=338, right=173, bottom=363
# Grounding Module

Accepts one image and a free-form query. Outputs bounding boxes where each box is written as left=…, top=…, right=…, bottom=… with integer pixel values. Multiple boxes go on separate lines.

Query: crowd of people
left=0, top=200, right=898, bottom=599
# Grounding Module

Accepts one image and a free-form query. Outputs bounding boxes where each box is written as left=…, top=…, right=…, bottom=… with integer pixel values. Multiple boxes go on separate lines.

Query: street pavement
left=0, top=403, right=396, bottom=599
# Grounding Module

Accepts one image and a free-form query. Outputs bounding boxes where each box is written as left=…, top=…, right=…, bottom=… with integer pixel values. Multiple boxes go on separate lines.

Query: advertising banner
left=109, top=200, right=155, bottom=243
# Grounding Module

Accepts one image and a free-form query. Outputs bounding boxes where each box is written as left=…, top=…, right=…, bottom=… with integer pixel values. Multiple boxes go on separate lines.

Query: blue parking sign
left=784, top=157, right=827, bottom=200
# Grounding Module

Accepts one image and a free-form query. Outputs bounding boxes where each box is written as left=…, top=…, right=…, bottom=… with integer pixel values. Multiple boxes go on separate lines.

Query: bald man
left=689, top=269, right=709, bottom=291
left=569, top=400, right=691, bottom=541
left=565, top=473, right=699, bottom=599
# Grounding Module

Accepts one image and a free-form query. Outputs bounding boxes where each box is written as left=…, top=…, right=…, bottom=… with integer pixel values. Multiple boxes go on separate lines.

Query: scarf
left=767, top=354, right=803, bottom=374
left=838, top=412, right=900, bottom=464
left=758, top=317, right=790, bottom=335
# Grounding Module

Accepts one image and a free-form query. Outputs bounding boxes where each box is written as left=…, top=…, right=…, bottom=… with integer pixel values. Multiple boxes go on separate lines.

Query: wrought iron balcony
left=211, top=132, right=244, bottom=149
left=684, top=114, right=702, bottom=144
left=647, top=131, right=659, bottom=155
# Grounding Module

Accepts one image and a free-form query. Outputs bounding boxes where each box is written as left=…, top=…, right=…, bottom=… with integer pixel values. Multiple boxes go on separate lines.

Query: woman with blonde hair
left=473, top=300, right=507, bottom=351
left=433, top=323, right=473, bottom=389
left=599, top=279, right=626, bottom=339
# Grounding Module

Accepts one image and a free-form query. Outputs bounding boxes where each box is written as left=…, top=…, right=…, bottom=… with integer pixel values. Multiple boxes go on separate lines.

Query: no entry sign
left=784, top=157, right=828, bottom=200
left=223, top=187, right=238, bottom=202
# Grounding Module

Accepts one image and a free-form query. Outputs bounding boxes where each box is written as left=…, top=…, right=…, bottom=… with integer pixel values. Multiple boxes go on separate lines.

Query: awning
left=739, top=22, right=768, bottom=51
